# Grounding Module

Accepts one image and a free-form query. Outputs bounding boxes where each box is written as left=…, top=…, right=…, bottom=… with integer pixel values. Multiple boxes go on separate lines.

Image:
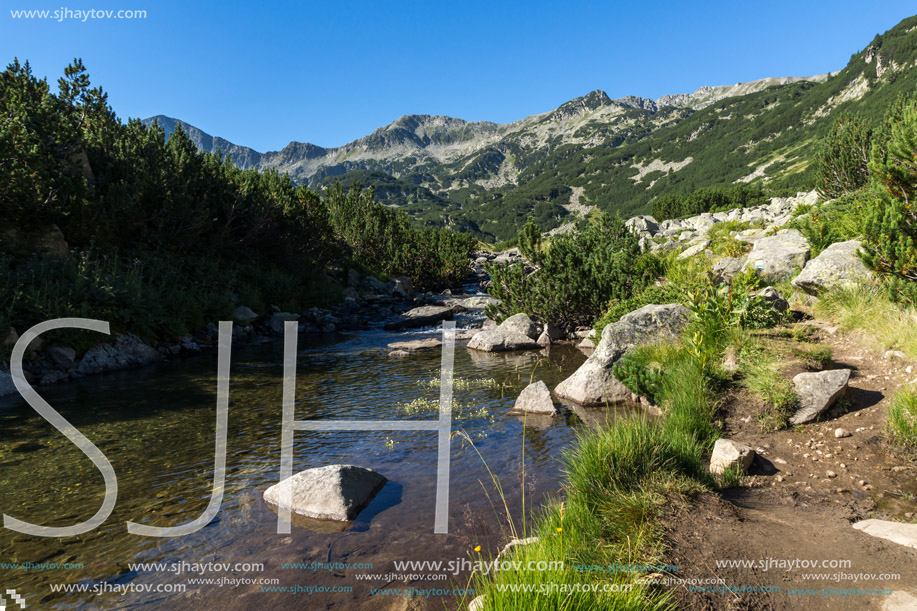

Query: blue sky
left=2, top=1, right=915, bottom=151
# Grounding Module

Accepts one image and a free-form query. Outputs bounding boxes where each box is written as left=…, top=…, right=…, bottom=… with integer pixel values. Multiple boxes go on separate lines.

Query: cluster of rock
left=0, top=267, right=495, bottom=398
left=626, top=191, right=819, bottom=252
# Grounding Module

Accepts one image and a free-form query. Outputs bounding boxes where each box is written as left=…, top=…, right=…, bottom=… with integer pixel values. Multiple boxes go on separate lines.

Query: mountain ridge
left=143, top=14, right=917, bottom=241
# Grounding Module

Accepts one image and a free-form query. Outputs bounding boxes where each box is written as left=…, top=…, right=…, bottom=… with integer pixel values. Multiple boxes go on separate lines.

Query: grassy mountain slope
left=146, top=15, right=917, bottom=241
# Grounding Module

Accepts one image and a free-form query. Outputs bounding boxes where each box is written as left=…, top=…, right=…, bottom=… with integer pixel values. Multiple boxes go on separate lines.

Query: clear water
left=0, top=323, right=625, bottom=609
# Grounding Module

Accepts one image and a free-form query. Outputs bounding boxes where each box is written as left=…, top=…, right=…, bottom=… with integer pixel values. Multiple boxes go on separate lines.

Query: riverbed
left=0, top=321, right=626, bottom=609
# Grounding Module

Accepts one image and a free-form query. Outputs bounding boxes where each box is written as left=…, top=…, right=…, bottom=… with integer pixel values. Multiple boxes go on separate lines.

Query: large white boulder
left=263, top=464, right=387, bottom=522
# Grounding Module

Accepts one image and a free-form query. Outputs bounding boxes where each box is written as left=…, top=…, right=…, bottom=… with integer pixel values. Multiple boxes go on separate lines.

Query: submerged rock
left=790, top=369, right=851, bottom=425
left=387, top=338, right=442, bottom=352
left=555, top=304, right=689, bottom=406
left=384, top=305, right=455, bottom=330
left=791, top=240, right=873, bottom=295
left=263, top=464, right=387, bottom=522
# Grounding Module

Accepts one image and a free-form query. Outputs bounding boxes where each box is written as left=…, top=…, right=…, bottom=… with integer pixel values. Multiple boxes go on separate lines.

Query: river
left=0, top=317, right=628, bottom=609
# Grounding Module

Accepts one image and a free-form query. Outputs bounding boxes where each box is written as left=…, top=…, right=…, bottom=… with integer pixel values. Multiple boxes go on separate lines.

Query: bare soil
left=662, top=318, right=917, bottom=610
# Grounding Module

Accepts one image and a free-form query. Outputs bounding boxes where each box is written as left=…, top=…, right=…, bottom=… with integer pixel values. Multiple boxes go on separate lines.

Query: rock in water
left=384, top=305, right=455, bottom=330
left=791, top=240, right=873, bottom=295
left=555, top=304, right=689, bottom=406
left=263, top=464, right=387, bottom=522
left=709, top=438, right=755, bottom=475
left=744, top=230, right=810, bottom=282
left=467, top=313, right=541, bottom=352
left=510, top=381, right=557, bottom=416
left=790, top=369, right=851, bottom=425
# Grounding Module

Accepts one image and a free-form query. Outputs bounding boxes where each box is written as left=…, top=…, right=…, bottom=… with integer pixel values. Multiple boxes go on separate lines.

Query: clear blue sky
left=2, top=1, right=915, bottom=151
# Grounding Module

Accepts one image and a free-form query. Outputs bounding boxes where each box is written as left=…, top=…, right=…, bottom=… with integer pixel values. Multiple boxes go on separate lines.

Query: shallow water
left=0, top=322, right=627, bottom=609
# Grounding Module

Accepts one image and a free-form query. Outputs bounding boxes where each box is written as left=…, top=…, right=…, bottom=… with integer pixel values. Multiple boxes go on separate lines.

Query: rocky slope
left=146, top=16, right=917, bottom=240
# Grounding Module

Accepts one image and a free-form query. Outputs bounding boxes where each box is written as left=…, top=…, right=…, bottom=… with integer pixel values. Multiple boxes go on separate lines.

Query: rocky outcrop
left=709, top=438, right=755, bottom=475
left=77, top=334, right=164, bottom=376
left=262, top=464, right=387, bottom=522
left=467, top=314, right=541, bottom=352
left=510, top=381, right=558, bottom=416
left=712, top=256, right=747, bottom=280
left=269, top=312, right=300, bottom=334
left=790, top=369, right=851, bottom=425
left=791, top=240, right=873, bottom=295
left=555, top=304, right=689, bottom=406
left=744, top=230, right=811, bottom=282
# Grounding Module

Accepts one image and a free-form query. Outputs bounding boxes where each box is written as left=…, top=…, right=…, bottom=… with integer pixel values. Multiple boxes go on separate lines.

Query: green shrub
left=814, top=113, right=873, bottom=199
left=485, top=214, right=663, bottom=331
left=613, top=349, right=664, bottom=405
left=860, top=94, right=917, bottom=305
left=651, top=184, right=768, bottom=222
left=789, top=192, right=867, bottom=256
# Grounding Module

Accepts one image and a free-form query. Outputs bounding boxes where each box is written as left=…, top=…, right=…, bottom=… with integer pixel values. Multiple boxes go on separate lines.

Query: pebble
left=826, top=470, right=837, bottom=478
left=834, top=428, right=852, bottom=438
left=774, top=458, right=787, bottom=465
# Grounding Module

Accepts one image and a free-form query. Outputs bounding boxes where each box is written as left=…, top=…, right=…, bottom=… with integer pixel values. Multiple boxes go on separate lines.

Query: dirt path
left=663, top=319, right=917, bottom=610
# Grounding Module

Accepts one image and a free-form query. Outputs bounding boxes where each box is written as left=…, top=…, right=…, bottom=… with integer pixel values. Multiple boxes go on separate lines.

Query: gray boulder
left=499, top=313, right=540, bottom=340
left=625, top=215, right=659, bottom=237
left=791, top=240, right=873, bottom=295
left=756, top=287, right=789, bottom=313
left=712, top=256, right=748, bottom=280
left=467, top=313, right=541, bottom=352
left=263, top=464, right=387, bottom=522
left=709, top=438, right=755, bottom=475
left=232, top=306, right=259, bottom=325
left=790, top=369, right=851, bottom=425
left=77, top=334, right=164, bottom=376
left=510, top=381, right=558, bottom=416
left=678, top=240, right=711, bottom=260
left=744, top=230, right=810, bottom=282
left=384, top=305, right=456, bottom=330
left=46, top=346, right=77, bottom=369
left=555, top=304, right=689, bottom=406
left=270, top=312, right=299, bottom=334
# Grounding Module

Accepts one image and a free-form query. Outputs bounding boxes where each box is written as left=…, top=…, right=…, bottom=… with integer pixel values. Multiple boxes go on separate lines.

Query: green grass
left=738, top=341, right=798, bottom=431
left=467, top=340, right=722, bottom=609
left=887, top=386, right=917, bottom=450
left=814, top=285, right=917, bottom=357
left=793, top=344, right=834, bottom=370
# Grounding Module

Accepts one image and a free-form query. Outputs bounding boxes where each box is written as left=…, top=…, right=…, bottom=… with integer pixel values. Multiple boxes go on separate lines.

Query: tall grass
left=814, top=285, right=917, bottom=357
left=468, top=342, right=717, bottom=609
left=887, top=386, right=917, bottom=450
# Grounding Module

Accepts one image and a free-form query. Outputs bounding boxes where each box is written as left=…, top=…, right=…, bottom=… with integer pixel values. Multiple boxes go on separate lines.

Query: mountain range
left=144, top=15, right=917, bottom=241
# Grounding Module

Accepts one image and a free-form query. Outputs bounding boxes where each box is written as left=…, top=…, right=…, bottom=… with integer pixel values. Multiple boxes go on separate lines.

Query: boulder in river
left=789, top=369, right=851, bottom=425
left=467, top=313, right=541, bottom=352
left=791, top=240, right=873, bottom=295
left=263, top=464, right=387, bottom=522
left=510, top=381, right=558, bottom=416
left=232, top=306, right=259, bottom=325
left=555, top=304, right=689, bottom=406
left=384, top=305, right=456, bottom=330
left=387, top=338, right=443, bottom=353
